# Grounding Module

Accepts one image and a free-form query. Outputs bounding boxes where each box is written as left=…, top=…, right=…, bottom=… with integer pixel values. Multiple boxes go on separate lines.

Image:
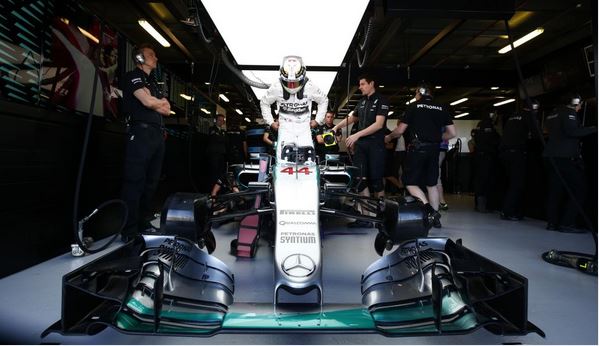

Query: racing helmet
left=279, top=55, right=307, bottom=94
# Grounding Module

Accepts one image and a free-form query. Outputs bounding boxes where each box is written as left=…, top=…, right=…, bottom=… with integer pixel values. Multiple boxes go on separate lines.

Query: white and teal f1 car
left=43, top=143, right=544, bottom=339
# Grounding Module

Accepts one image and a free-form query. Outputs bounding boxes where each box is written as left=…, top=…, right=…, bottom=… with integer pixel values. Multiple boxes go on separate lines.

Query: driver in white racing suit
left=260, top=56, right=328, bottom=161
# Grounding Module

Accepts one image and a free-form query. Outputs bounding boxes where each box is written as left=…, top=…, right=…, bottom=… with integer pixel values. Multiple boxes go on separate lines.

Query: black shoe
left=347, top=220, right=374, bottom=228
left=439, top=202, right=449, bottom=211
left=423, top=203, right=436, bottom=215
left=428, top=210, right=442, bottom=228
left=500, top=212, right=522, bottom=221
left=558, top=225, right=587, bottom=234
left=546, top=223, right=560, bottom=231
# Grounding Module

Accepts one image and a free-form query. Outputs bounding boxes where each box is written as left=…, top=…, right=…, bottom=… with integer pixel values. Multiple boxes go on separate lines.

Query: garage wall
left=0, top=101, right=208, bottom=278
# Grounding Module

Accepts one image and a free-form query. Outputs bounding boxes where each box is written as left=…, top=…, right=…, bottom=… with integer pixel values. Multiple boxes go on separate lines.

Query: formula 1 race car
left=43, top=144, right=544, bottom=340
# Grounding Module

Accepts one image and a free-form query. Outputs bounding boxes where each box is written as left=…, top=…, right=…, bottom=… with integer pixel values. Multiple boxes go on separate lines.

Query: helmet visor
left=284, top=80, right=300, bottom=90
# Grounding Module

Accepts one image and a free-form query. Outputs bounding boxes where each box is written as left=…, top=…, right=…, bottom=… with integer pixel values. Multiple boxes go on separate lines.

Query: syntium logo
left=280, top=210, right=315, bottom=215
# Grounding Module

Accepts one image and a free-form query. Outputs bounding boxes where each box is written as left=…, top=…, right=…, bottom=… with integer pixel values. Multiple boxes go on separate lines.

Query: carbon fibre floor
left=0, top=194, right=597, bottom=344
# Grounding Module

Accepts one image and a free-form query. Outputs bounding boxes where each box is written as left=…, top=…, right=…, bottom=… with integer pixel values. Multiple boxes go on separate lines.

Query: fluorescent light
left=450, top=98, right=468, bottom=106
left=244, top=117, right=251, bottom=123
left=77, top=27, right=99, bottom=43
left=490, top=86, right=499, bottom=90
left=202, top=0, right=369, bottom=66
left=219, top=94, right=230, bottom=102
left=169, top=110, right=176, bottom=115
left=243, top=70, right=337, bottom=100
left=388, top=111, right=394, bottom=115
left=405, top=97, right=416, bottom=105
left=454, top=112, right=469, bottom=118
left=180, top=93, right=192, bottom=101
left=435, top=86, right=442, bottom=89
left=60, top=18, right=69, bottom=25
left=498, top=28, right=544, bottom=54
left=138, top=19, right=171, bottom=47
left=494, top=98, right=516, bottom=107
left=201, top=108, right=211, bottom=114
left=379, top=85, right=385, bottom=88
left=204, top=82, right=211, bottom=85
left=235, top=108, right=243, bottom=115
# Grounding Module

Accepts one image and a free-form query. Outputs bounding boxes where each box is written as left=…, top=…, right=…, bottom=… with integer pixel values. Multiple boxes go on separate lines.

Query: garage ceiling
left=81, top=0, right=595, bottom=127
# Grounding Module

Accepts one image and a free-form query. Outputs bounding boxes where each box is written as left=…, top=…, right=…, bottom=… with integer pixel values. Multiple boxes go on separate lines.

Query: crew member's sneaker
left=439, top=202, right=449, bottom=211
left=432, top=211, right=442, bottom=228
left=424, top=203, right=442, bottom=228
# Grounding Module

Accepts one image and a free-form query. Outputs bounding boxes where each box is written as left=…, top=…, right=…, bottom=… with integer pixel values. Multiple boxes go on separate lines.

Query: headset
left=416, top=83, right=431, bottom=97
left=132, top=46, right=145, bottom=65
left=569, top=93, right=582, bottom=107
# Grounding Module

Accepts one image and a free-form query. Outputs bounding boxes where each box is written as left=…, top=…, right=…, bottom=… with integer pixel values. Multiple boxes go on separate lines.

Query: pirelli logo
left=279, top=209, right=315, bottom=215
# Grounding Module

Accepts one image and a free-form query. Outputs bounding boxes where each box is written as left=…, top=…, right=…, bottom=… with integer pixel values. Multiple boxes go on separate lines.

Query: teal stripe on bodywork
left=115, top=313, right=216, bottom=334
left=222, top=307, right=374, bottom=330
left=125, top=297, right=224, bottom=322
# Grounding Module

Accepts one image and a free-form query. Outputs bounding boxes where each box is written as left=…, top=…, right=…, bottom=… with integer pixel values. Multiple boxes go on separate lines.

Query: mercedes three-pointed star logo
left=281, top=254, right=315, bottom=277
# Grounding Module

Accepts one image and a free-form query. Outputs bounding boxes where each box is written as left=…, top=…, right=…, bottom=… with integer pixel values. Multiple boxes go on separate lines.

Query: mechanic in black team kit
left=332, top=74, right=389, bottom=228
left=121, top=43, right=171, bottom=241
left=385, top=84, right=456, bottom=228
left=543, top=93, right=596, bottom=232
left=315, top=111, right=341, bottom=158
left=499, top=100, right=540, bottom=221
left=207, top=114, right=228, bottom=191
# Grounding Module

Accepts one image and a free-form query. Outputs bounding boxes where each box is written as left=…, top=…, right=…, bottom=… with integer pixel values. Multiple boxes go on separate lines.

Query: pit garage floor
left=0, top=194, right=597, bottom=344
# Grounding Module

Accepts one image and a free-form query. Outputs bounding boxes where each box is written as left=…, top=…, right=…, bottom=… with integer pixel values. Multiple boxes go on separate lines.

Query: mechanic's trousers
left=121, top=123, right=165, bottom=237
left=544, top=157, right=586, bottom=227
left=500, top=149, right=527, bottom=218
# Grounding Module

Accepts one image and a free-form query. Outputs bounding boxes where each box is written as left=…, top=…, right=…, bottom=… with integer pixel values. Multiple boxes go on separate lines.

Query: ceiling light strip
left=138, top=19, right=171, bottom=47
left=494, top=98, right=516, bottom=107
left=450, top=98, right=468, bottom=106
left=498, top=28, right=544, bottom=54
left=77, top=27, right=99, bottom=43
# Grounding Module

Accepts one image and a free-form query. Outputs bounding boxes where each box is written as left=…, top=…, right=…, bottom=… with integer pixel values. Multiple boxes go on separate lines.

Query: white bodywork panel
left=273, top=145, right=322, bottom=302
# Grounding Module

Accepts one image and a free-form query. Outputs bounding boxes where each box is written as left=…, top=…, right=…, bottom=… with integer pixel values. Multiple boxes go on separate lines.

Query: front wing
left=42, top=235, right=544, bottom=339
